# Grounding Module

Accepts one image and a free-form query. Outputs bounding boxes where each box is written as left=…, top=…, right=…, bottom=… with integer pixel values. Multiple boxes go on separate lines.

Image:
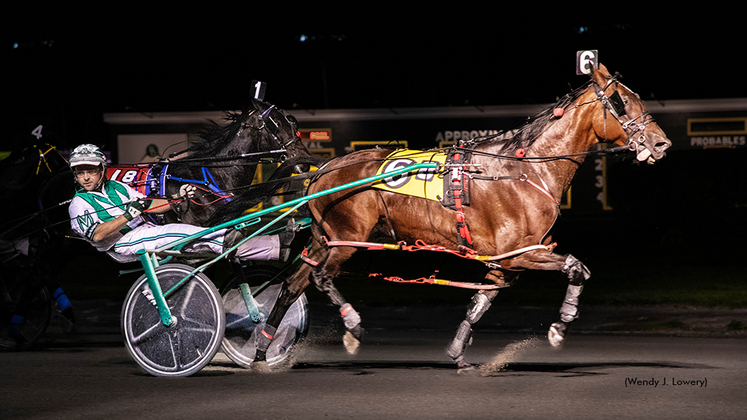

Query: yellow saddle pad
left=372, top=150, right=446, bottom=201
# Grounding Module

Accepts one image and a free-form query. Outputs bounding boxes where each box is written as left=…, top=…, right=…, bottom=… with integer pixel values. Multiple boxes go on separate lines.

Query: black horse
left=0, top=144, right=80, bottom=347
left=132, top=99, right=324, bottom=227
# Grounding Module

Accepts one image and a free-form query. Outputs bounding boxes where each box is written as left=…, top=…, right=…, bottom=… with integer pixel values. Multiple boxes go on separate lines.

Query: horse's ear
left=591, top=64, right=612, bottom=85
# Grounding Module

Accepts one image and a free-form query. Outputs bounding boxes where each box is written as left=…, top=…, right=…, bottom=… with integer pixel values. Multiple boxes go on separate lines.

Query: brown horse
left=252, top=65, right=672, bottom=372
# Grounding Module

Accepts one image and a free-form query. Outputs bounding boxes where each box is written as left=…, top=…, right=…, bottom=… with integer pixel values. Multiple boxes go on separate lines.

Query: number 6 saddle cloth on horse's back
left=372, top=149, right=472, bottom=210
left=372, top=148, right=474, bottom=247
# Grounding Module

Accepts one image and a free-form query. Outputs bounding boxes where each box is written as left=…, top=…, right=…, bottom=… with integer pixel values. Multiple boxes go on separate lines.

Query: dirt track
left=37, top=299, right=747, bottom=350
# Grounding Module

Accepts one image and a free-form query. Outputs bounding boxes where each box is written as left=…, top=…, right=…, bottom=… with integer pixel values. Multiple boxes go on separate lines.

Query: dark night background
left=3, top=9, right=746, bottom=293
left=5, top=9, right=745, bottom=150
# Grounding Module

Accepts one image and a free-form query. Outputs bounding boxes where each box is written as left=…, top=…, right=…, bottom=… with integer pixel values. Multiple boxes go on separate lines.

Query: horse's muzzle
left=633, top=132, right=671, bottom=164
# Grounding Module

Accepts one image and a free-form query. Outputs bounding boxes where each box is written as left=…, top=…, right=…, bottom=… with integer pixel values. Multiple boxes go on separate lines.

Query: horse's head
left=589, top=65, right=671, bottom=164
left=0, top=143, right=69, bottom=191
left=237, top=99, right=307, bottom=157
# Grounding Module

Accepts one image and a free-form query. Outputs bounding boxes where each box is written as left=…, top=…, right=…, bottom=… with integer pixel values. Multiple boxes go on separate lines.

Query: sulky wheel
left=220, top=265, right=308, bottom=368
left=121, top=264, right=225, bottom=377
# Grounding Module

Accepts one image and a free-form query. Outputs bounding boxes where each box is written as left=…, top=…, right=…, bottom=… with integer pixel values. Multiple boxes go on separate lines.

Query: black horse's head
left=161, top=99, right=313, bottom=226
left=246, top=99, right=303, bottom=154
left=0, top=144, right=68, bottom=192
left=187, top=99, right=303, bottom=161
left=0, top=144, right=77, bottom=261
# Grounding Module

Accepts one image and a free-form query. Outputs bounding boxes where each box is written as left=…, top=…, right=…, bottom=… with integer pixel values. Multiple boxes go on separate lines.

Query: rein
left=164, top=150, right=287, bottom=167
left=463, top=139, right=632, bottom=163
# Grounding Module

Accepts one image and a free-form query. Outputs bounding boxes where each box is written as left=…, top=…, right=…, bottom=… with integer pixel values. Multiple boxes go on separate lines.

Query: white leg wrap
left=446, top=320, right=472, bottom=360
left=562, top=255, right=591, bottom=282
left=467, top=293, right=491, bottom=324
left=446, top=292, right=492, bottom=362
left=559, top=284, right=583, bottom=323
left=340, top=303, right=361, bottom=330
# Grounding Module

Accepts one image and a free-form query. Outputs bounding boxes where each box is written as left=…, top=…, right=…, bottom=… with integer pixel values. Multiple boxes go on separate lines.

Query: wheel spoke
left=178, top=319, right=220, bottom=335
left=130, top=319, right=165, bottom=345
left=226, top=313, right=254, bottom=329
left=172, top=280, right=196, bottom=315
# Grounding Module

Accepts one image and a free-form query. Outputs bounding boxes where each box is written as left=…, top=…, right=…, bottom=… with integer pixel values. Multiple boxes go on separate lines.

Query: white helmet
left=69, top=144, right=107, bottom=168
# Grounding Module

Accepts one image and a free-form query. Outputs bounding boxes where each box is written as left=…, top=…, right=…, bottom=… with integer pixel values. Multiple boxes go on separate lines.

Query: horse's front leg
left=548, top=254, right=590, bottom=348
left=510, top=251, right=591, bottom=348
left=252, top=238, right=325, bottom=372
left=252, top=262, right=312, bottom=372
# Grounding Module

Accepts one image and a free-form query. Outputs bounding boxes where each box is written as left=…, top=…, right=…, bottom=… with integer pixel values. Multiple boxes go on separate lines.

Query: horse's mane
left=471, top=81, right=591, bottom=154
left=188, top=106, right=256, bottom=159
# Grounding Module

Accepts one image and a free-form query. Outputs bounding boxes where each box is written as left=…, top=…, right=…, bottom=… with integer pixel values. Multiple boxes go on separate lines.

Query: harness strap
left=324, top=238, right=556, bottom=265
left=158, top=164, right=169, bottom=196
left=522, top=176, right=557, bottom=204
left=166, top=167, right=232, bottom=197
left=164, top=166, right=234, bottom=215
left=472, top=173, right=557, bottom=204
left=300, top=247, right=319, bottom=266
left=443, top=150, right=474, bottom=248
left=34, top=144, right=57, bottom=175
left=369, top=272, right=510, bottom=290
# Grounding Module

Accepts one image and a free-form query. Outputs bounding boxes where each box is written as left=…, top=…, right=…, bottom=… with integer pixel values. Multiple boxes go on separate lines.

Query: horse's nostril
left=655, top=140, right=671, bottom=150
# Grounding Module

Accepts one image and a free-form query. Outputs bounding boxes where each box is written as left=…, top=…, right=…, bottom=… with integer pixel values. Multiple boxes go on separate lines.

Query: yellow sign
left=372, top=150, right=446, bottom=201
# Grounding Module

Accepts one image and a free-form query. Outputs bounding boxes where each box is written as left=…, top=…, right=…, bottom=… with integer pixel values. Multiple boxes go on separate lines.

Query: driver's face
left=74, top=165, right=103, bottom=191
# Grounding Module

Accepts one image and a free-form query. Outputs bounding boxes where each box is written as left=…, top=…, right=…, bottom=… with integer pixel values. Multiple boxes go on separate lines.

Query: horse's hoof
left=452, top=355, right=477, bottom=375
left=250, top=361, right=271, bottom=373
left=548, top=322, right=566, bottom=349
left=343, top=331, right=360, bottom=356
left=457, top=365, right=479, bottom=376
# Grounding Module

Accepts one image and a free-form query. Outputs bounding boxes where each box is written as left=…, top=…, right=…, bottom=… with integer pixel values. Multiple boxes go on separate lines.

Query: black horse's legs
left=548, top=254, right=590, bottom=348
left=446, top=289, right=499, bottom=371
left=252, top=262, right=312, bottom=370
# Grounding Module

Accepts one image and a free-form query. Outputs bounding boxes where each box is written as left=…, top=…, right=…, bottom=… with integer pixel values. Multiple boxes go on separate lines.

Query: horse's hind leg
left=310, top=246, right=364, bottom=355
left=446, top=288, right=500, bottom=372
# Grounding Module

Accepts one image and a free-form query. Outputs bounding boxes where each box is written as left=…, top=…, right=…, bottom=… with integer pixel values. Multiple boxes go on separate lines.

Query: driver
left=67, top=144, right=293, bottom=262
